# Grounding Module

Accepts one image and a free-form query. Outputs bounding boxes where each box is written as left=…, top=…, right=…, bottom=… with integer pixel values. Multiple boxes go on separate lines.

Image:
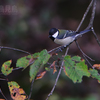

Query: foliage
left=1, top=50, right=100, bottom=100
left=1, top=60, right=13, bottom=76
left=64, top=55, right=90, bottom=83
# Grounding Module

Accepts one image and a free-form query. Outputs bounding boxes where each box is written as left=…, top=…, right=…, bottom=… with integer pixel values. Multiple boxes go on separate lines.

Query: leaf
left=45, top=67, right=50, bottom=71
left=1, top=60, right=13, bottom=76
left=8, top=81, right=28, bottom=100
left=30, top=49, right=51, bottom=81
left=50, top=61, right=57, bottom=74
left=8, top=81, right=20, bottom=91
left=36, top=71, right=46, bottom=80
left=89, top=68, right=100, bottom=82
left=92, top=64, right=100, bottom=70
left=16, top=52, right=39, bottom=69
left=64, top=55, right=90, bottom=83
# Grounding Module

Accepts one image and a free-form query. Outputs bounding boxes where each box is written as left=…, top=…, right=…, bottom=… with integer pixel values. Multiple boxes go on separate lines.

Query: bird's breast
left=54, top=37, right=75, bottom=46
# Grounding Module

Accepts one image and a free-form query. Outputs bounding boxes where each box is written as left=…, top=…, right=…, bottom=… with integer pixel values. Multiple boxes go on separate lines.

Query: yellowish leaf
left=8, top=81, right=28, bottom=100
left=36, top=71, right=46, bottom=80
left=92, top=64, right=100, bottom=70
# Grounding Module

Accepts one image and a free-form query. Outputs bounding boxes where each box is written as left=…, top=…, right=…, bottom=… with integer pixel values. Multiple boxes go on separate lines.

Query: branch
left=75, top=0, right=100, bottom=66
left=0, top=46, right=31, bottom=55
left=87, top=0, right=96, bottom=29
left=0, top=88, right=8, bottom=100
left=48, top=45, right=63, bottom=54
left=28, top=79, right=35, bottom=100
left=46, top=47, right=69, bottom=100
left=75, top=41, right=93, bottom=67
left=76, top=0, right=93, bottom=31
left=92, top=28, right=100, bottom=46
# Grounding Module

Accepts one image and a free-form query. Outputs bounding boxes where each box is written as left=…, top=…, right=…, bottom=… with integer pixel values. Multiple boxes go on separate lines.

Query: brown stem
left=46, top=47, right=69, bottom=100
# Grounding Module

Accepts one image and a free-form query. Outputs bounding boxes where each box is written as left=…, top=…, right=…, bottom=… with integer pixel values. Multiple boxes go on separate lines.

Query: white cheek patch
left=52, top=31, right=59, bottom=38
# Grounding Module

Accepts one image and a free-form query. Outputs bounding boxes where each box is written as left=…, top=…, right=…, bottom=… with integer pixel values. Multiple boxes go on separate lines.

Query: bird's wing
left=57, top=29, right=91, bottom=39
left=57, top=29, right=77, bottom=39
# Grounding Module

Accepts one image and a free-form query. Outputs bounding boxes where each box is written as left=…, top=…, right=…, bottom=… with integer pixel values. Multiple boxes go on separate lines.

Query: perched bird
left=49, top=28, right=92, bottom=47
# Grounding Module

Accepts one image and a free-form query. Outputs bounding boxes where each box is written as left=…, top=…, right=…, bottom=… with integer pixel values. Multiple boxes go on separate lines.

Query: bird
left=49, top=28, right=92, bottom=47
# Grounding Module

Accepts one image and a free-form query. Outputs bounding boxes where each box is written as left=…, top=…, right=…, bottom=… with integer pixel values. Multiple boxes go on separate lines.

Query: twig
left=76, top=0, right=93, bottom=31
left=75, top=0, right=99, bottom=67
left=0, top=78, right=7, bottom=81
left=0, top=88, right=8, bottom=100
left=75, top=41, right=93, bottom=67
left=87, top=0, right=96, bottom=29
left=28, top=79, right=35, bottom=100
left=46, top=47, right=69, bottom=100
left=48, top=45, right=62, bottom=54
left=86, top=0, right=100, bottom=45
left=0, top=46, right=31, bottom=55
left=92, top=28, right=100, bottom=46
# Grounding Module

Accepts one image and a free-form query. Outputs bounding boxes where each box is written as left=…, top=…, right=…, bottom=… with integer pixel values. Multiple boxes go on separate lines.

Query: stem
left=28, top=79, right=35, bottom=100
left=75, top=41, right=93, bottom=67
left=48, top=45, right=62, bottom=54
left=0, top=88, right=8, bottom=100
left=76, top=0, right=93, bottom=31
left=0, top=46, right=31, bottom=55
left=46, top=47, right=69, bottom=100
left=87, top=0, right=96, bottom=29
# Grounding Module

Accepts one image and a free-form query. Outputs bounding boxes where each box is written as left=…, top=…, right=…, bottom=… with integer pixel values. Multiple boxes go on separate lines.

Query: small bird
left=49, top=28, right=92, bottom=47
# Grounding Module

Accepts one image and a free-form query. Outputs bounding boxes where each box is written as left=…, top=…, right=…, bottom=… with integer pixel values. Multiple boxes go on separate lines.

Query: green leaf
left=71, top=56, right=81, bottom=61
left=45, top=67, right=50, bottom=71
left=89, top=68, right=100, bottom=81
left=8, top=81, right=20, bottom=94
left=1, top=60, right=13, bottom=76
left=64, top=55, right=90, bottom=83
left=16, top=52, right=39, bottom=69
left=8, top=81, right=20, bottom=89
left=16, top=49, right=50, bottom=81
left=30, top=49, right=50, bottom=81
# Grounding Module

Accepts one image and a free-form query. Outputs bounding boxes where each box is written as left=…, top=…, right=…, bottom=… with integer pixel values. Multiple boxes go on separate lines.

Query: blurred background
left=0, top=0, right=100, bottom=100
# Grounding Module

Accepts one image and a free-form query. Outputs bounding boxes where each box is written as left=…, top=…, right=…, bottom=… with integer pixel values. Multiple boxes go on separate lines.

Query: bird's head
left=49, top=28, right=59, bottom=40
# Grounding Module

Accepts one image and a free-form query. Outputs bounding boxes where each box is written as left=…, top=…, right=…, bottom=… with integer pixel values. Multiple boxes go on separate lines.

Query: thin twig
left=75, top=41, right=93, bottom=67
left=0, top=46, right=31, bottom=55
left=75, top=41, right=94, bottom=61
left=0, top=88, right=8, bottom=100
left=75, top=0, right=99, bottom=67
left=48, top=45, right=62, bottom=54
left=92, top=28, right=100, bottom=46
left=28, top=79, right=35, bottom=100
left=76, top=0, right=93, bottom=31
left=87, top=0, right=96, bottom=29
left=0, top=78, right=7, bottom=81
left=86, top=0, right=100, bottom=45
left=46, top=47, right=69, bottom=100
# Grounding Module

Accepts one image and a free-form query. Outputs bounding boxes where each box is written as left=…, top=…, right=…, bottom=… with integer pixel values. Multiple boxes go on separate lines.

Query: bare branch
left=46, top=47, right=69, bottom=100
left=92, top=28, right=100, bottom=46
left=87, top=0, right=96, bottom=29
left=28, top=79, right=35, bottom=100
left=76, top=0, right=93, bottom=31
left=75, top=0, right=100, bottom=66
left=75, top=41, right=94, bottom=67
left=0, top=88, right=8, bottom=100
left=0, top=46, right=31, bottom=55
left=48, top=45, right=63, bottom=54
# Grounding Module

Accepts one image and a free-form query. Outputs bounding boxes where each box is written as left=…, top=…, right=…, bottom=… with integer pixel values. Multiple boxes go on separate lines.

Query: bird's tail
left=75, top=27, right=93, bottom=38
left=79, top=27, right=93, bottom=35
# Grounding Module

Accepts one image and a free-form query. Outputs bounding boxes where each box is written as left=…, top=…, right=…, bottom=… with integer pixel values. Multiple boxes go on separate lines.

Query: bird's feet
left=56, top=46, right=65, bottom=52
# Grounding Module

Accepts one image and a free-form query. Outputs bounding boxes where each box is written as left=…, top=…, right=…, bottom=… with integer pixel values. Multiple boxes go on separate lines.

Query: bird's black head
left=49, top=28, right=58, bottom=35
left=49, top=28, right=59, bottom=41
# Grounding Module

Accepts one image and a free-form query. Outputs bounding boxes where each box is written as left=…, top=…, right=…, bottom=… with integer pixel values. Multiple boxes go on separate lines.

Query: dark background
left=0, top=0, right=100, bottom=100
